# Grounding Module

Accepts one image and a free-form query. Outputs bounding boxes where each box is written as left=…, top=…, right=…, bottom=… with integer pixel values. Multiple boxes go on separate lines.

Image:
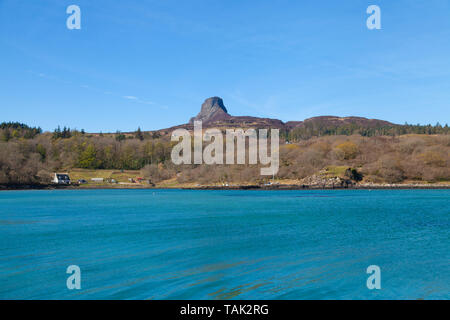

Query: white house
left=52, top=173, right=71, bottom=185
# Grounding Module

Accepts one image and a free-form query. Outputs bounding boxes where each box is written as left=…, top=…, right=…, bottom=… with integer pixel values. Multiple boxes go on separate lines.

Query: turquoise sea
left=0, top=189, right=448, bottom=300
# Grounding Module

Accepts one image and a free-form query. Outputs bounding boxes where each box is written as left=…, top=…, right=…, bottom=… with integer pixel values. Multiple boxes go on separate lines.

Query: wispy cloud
left=123, top=95, right=154, bottom=105
left=29, top=69, right=165, bottom=109
left=123, top=95, right=138, bottom=100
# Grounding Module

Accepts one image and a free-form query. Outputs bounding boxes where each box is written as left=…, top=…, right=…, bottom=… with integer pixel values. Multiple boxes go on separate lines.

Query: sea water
left=0, top=189, right=448, bottom=299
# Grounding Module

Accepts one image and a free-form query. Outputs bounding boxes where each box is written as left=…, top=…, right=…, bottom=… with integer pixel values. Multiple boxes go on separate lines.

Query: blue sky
left=1, top=0, right=449, bottom=132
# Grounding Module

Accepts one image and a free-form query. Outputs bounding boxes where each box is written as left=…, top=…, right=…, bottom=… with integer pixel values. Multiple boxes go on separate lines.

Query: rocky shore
left=185, top=183, right=450, bottom=190
left=4, top=183, right=448, bottom=191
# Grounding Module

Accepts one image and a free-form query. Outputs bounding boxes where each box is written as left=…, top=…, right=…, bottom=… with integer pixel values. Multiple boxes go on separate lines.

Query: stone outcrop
left=189, top=97, right=231, bottom=124
left=300, top=175, right=354, bottom=188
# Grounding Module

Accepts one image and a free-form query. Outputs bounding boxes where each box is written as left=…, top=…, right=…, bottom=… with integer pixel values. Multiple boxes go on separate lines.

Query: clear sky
left=1, top=0, right=449, bottom=132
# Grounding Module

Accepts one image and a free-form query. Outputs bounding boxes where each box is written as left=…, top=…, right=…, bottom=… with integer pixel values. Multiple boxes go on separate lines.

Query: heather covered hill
left=187, top=97, right=396, bottom=131
left=155, top=97, right=449, bottom=139
left=285, top=116, right=393, bottom=129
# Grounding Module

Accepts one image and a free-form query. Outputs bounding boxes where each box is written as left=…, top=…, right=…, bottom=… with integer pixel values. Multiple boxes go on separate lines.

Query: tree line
left=285, top=122, right=450, bottom=142
left=0, top=122, right=42, bottom=140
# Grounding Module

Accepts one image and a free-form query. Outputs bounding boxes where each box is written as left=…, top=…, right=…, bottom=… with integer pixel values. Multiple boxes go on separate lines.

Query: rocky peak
left=189, top=97, right=231, bottom=124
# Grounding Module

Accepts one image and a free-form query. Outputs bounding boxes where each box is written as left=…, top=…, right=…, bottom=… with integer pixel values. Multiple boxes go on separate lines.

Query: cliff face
left=187, top=96, right=287, bottom=129
left=189, top=97, right=231, bottom=124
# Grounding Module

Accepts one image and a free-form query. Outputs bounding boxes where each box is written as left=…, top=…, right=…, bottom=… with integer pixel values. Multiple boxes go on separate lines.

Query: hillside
left=153, top=97, right=447, bottom=140
left=158, top=97, right=397, bottom=132
left=0, top=97, right=449, bottom=188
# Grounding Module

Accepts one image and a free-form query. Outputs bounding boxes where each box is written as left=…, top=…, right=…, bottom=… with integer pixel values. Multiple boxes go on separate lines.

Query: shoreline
left=1, top=183, right=450, bottom=191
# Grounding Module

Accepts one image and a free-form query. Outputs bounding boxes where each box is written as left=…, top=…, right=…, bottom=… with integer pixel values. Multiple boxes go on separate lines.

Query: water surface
left=0, top=189, right=448, bottom=299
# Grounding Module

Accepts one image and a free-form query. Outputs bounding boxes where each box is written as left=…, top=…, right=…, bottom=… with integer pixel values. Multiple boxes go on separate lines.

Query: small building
left=91, top=178, right=104, bottom=182
left=52, top=173, right=71, bottom=185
